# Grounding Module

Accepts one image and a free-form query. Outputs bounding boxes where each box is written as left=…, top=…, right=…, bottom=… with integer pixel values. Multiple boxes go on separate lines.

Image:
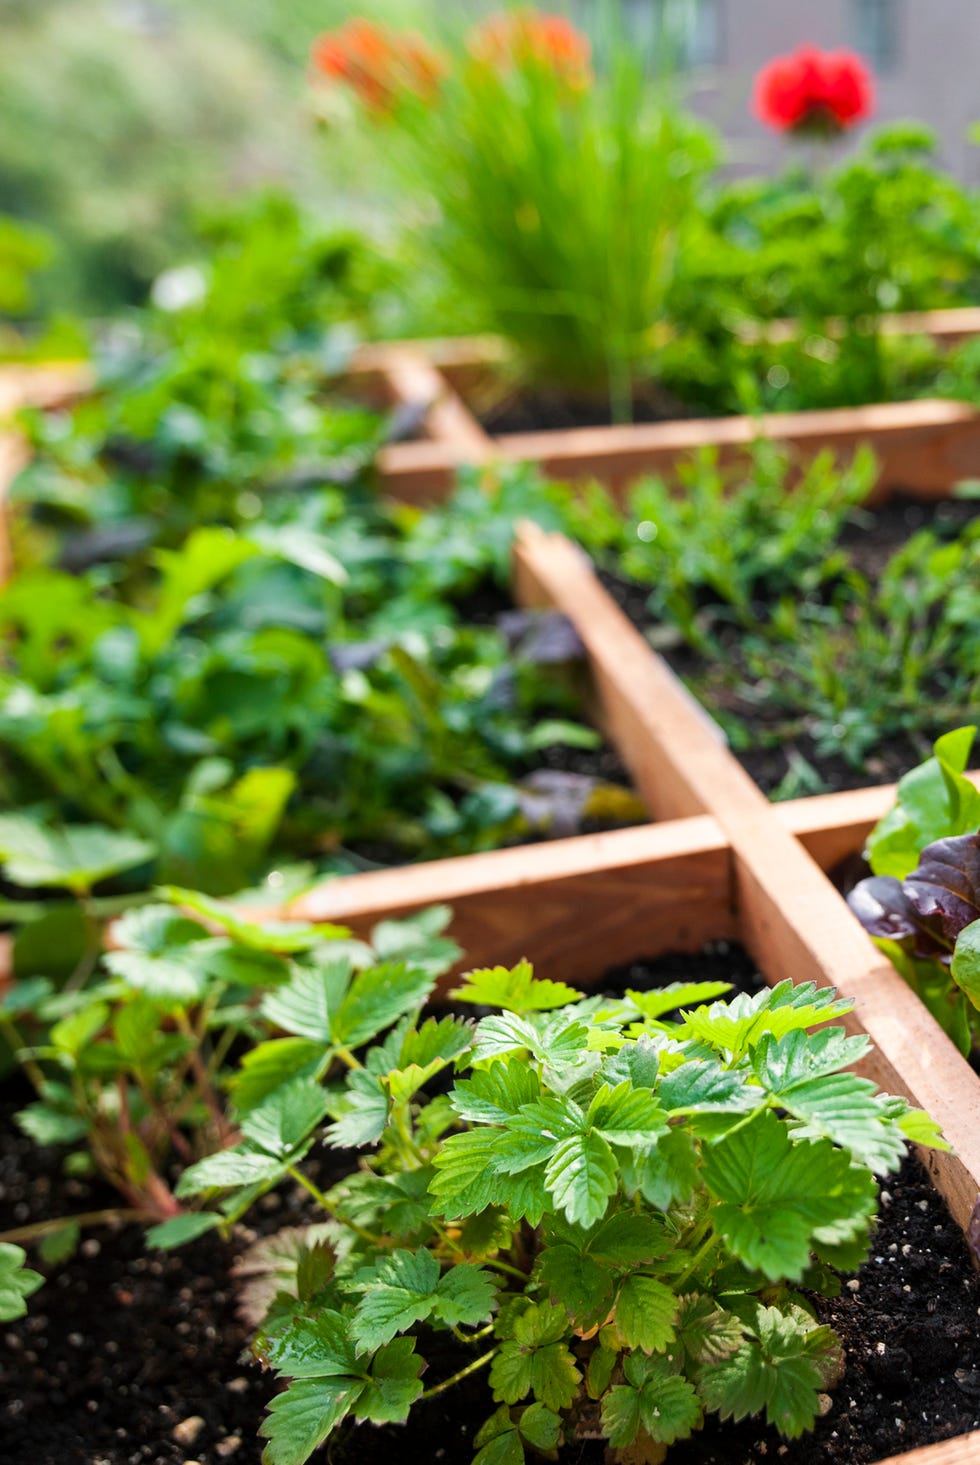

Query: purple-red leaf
left=848, top=833, right=980, bottom=962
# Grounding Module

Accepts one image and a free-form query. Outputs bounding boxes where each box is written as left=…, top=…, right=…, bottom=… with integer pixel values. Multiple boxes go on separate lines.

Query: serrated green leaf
left=698, top=1305, right=837, bottom=1439
left=614, top=1275, right=678, bottom=1354
left=430, top=1129, right=500, bottom=1217
left=351, top=1249, right=495, bottom=1350
left=260, top=1310, right=359, bottom=1379
left=537, top=1244, right=614, bottom=1328
left=586, top=1343, right=618, bottom=1399
left=353, top=1337, right=424, bottom=1423
left=702, top=1111, right=876, bottom=1281
left=175, top=1144, right=286, bottom=1198
left=586, top=1213, right=672, bottom=1265
left=0, top=815, right=154, bottom=892
left=451, top=1059, right=541, bottom=1125
left=603, top=1354, right=702, bottom=1447
left=519, top=1401, right=562, bottom=1450
left=681, top=982, right=853, bottom=1060
left=546, top=1131, right=618, bottom=1228
left=230, top=1037, right=323, bottom=1111
left=452, top=960, right=581, bottom=1014
left=164, top=886, right=347, bottom=952
left=15, top=1102, right=88, bottom=1146
left=0, top=1243, right=44, bottom=1321
left=658, top=1060, right=760, bottom=1116
left=324, top=1069, right=389, bottom=1149
left=897, top=1106, right=950, bottom=1150
left=103, top=949, right=208, bottom=1004
left=331, top=960, right=434, bottom=1047
left=260, top=959, right=351, bottom=1043
left=470, top=1010, right=591, bottom=1069
left=619, top=1127, right=700, bottom=1210
left=586, top=1081, right=668, bottom=1147
left=491, top=1302, right=581, bottom=1413
left=239, top=1079, right=329, bottom=1157
left=626, top=980, right=733, bottom=1021
left=260, top=1377, right=361, bottom=1465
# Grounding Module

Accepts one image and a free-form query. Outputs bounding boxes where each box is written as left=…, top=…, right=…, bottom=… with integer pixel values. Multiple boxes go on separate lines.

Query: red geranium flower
left=470, top=9, right=592, bottom=85
left=311, top=18, right=443, bottom=114
left=754, top=46, right=875, bottom=138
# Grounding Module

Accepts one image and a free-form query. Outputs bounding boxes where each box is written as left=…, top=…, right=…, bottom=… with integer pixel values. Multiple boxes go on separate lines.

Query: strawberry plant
left=849, top=726, right=980, bottom=1054
left=170, top=956, right=944, bottom=1464
left=0, top=890, right=462, bottom=1275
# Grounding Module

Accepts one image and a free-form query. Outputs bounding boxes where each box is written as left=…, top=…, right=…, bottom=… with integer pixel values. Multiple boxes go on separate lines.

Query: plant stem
left=0, top=1207, right=156, bottom=1245
left=419, top=1347, right=497, bottom=1401
left=284, top=1165, right=381, bottom=1247
left=0, top=1014, right=46, bottom=1093
left=674, top=1230, right=722, bottom=1292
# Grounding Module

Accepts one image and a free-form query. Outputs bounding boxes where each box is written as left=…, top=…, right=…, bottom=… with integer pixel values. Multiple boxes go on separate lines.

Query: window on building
left=620, top=0, right=723, bottom=69
left=851, top=0, right=901, bottom=73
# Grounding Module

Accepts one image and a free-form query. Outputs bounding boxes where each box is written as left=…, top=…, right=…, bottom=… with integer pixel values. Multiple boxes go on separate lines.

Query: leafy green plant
left=315, top=11, right=714, bottom=419
left=849, top=727, right=980, bottom=1053
left=0, top=890, right=461, bottom=1266
left=171, top=956, right=943, bottom=1464
left=675, top=519, right=980, bottom=772
left=619, top=443, right=876, bottom=650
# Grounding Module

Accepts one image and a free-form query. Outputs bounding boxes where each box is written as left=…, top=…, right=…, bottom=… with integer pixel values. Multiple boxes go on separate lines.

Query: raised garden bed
left=347, top=325, right=980, bottom=505
left=5, top=358, right=980, bottom=1464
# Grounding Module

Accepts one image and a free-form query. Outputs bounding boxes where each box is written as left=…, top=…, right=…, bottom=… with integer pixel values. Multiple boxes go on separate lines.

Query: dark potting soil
left=599, top=492, right=980, bottom=798
left=4, top=943, right=980, bottom=1465
left=476, top=382, right=699, bottom=436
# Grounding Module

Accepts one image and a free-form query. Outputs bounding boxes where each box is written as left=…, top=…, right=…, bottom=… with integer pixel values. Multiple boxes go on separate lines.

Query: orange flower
left=311, top=18, right=443, bottom=114
left=470, top=9, right=592, bottom=85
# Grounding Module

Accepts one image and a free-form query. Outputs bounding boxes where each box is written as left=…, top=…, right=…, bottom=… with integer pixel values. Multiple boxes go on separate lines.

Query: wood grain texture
left=871, top=1433, right=980, bottom=1465
left=513, top=523, right=980, bottom=1242
left=288, top=818, right=736, bottom=990
left=371, top=398, right=980, bottom=504
left=494, top=398, right=980, bottom=503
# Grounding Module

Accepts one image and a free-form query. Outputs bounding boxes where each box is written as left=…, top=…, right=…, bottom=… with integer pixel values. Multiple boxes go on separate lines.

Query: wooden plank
left=495, top=398, right=980, bottom=503
left=288, top=818, right=736, bottom=990
left=0, top=361, right=90, bottom=416
left=373, top=398, right=980, bottom=504
left=373, top=343, right=493, bottom=460
left=872, top=1434, right=980, bottom=1465
left=512, top=523, right=980, bottom=1246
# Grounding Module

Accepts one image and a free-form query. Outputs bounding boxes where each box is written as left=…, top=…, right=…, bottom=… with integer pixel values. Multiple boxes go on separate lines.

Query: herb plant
left=849, top=726, right=980, bottom=1053
left=620, top=443, right=876, bottom=651
left=0, top=890, right=462, bottom=1270
left=170, top=956, right=944, bottom=1464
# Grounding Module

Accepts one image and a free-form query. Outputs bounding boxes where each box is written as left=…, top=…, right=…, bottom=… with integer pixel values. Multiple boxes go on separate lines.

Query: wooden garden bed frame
left=3, top=354, right=980, bottom=1465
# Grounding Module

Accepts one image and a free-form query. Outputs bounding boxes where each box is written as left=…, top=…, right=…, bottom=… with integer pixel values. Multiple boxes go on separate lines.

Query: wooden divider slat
left=512, top=523, right=980, bottom=1244
left=289, top=818, right=736, bottom=988
left=372, top=396, right=980, bottom=503
left=374, top=343, right=494, bottom=461
left=873, top=1434, right=980, bottom=1465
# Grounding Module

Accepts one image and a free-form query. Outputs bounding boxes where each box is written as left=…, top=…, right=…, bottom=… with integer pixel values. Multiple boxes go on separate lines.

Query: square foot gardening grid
left=4, top=360, right=980, bottom=1465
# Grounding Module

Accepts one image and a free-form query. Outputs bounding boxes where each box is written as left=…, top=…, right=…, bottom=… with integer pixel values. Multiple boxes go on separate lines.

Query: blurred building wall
left=622, top=0, right=980, bottom=179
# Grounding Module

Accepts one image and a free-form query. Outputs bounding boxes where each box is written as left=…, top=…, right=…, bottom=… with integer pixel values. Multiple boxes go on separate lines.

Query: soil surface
left=600, top=492, right=980, bottom=797
left=476, top=382, right=699, bottom=435
left=4, top=945, right=980, bottom=1465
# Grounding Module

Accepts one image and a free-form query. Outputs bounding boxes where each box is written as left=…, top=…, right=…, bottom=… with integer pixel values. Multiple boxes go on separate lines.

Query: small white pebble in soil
left=846, top=1279, right=860, bottom=1292
left=876, top=1342, right=886, bottom=1354
left=880, top=1190, right=892, bottom=1205
left=903, top=1285, right=912, bottom=1293
left=80, top=1239, right=101, bottom=1258
left=916, top=1200, right=929, bottom=1212
left=887, top=1243, right=898, bottom=1254
left=226, top=1377, right=249, bottom=1394
left=902, top=1244, right=912, bottom=1257
left=67, top=1333, right=84, bottom=1347
left=172, top=1417, right=205, bottom=1447
left=817, top=1395, right=832, bottom=1417
left=215, top=1437, right=242, bottom=1458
